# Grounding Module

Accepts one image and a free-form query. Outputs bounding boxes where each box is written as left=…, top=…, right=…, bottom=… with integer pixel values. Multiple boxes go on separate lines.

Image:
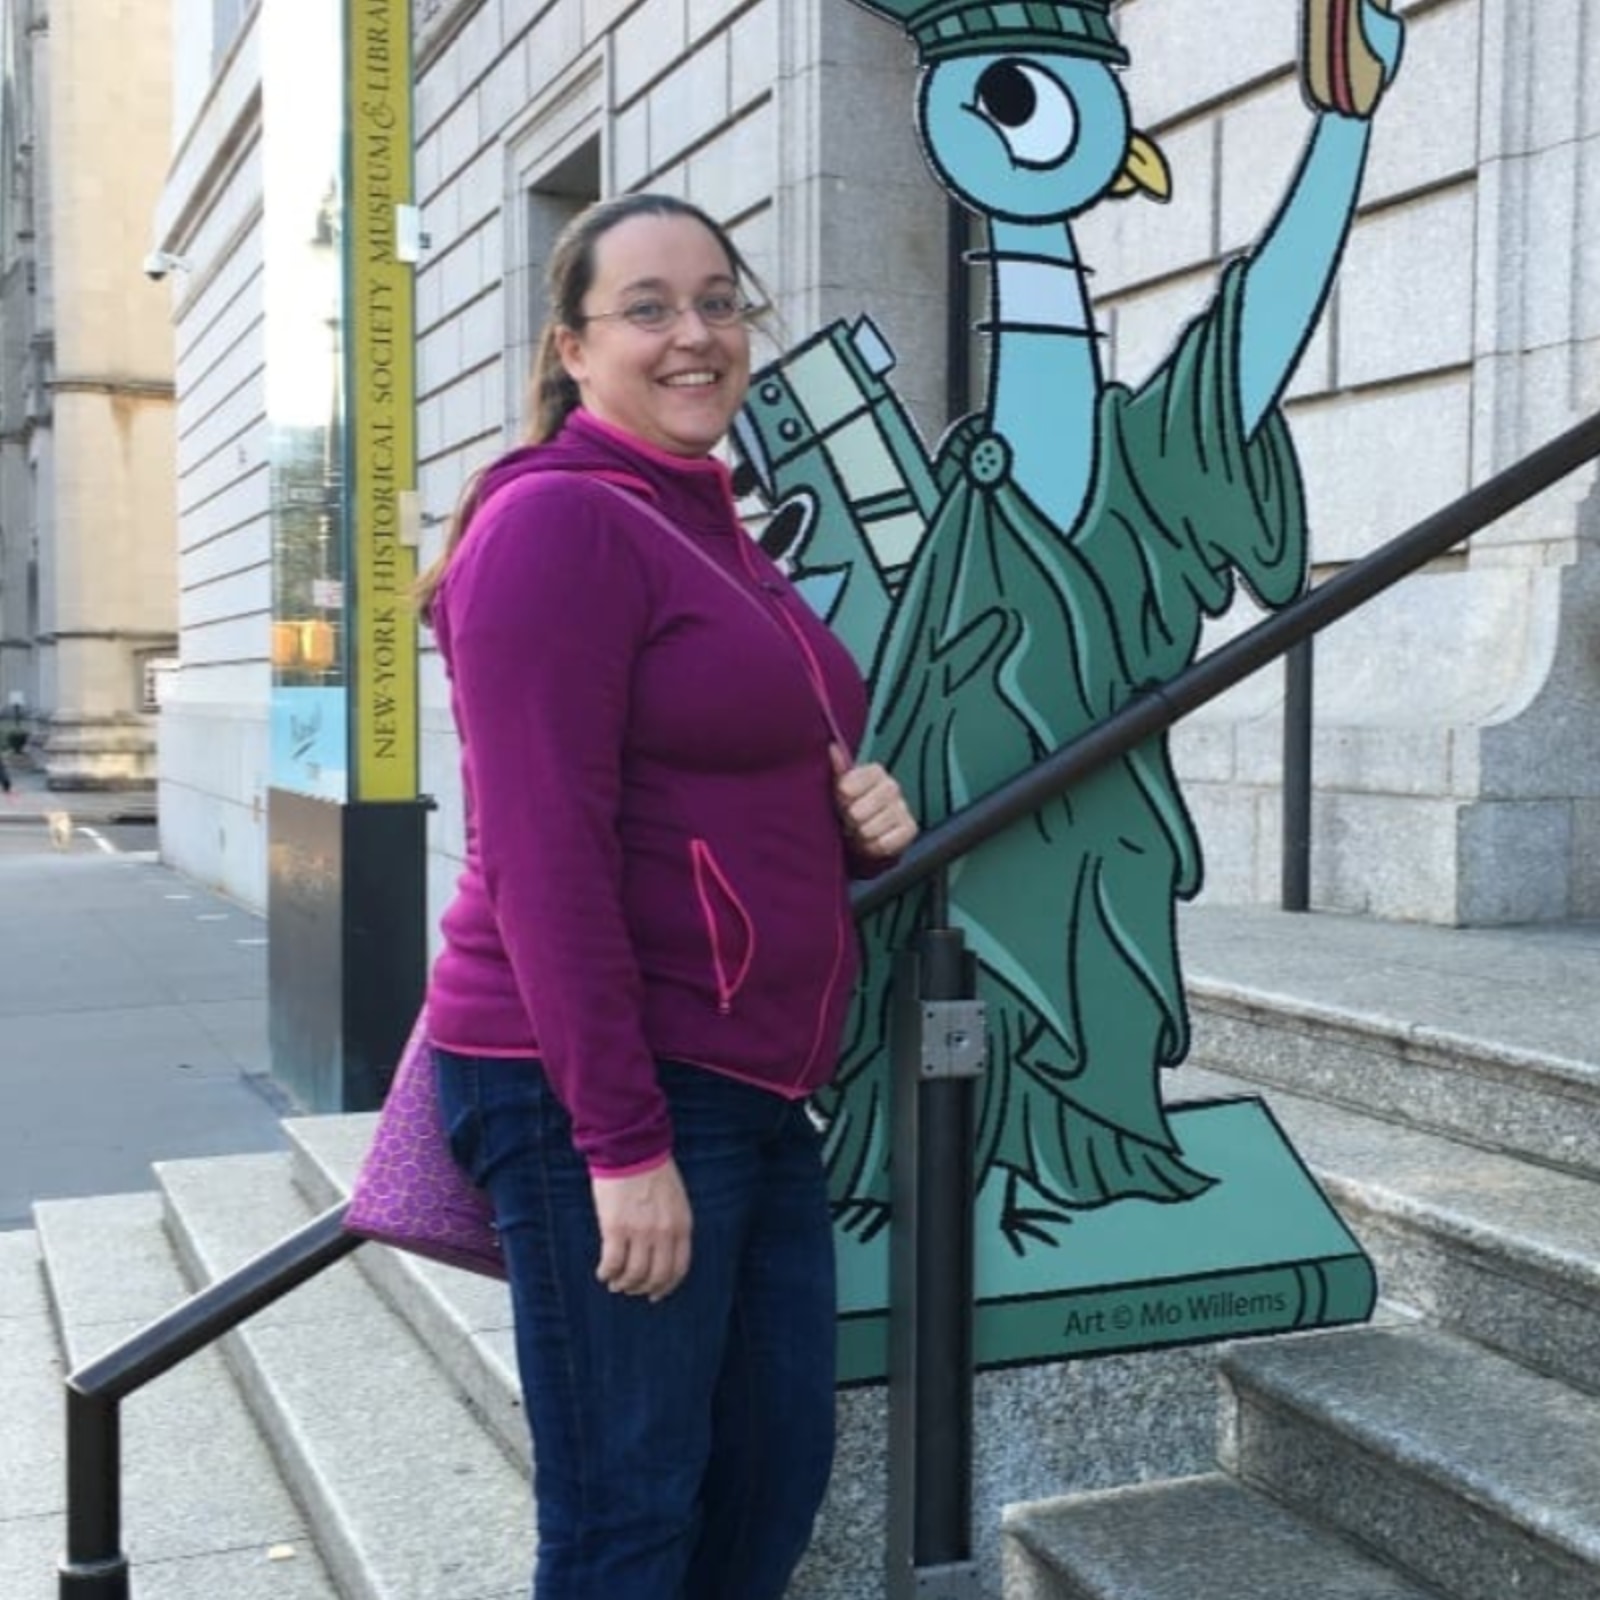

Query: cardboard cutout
left=734, top=0, right=1406, bottom=1381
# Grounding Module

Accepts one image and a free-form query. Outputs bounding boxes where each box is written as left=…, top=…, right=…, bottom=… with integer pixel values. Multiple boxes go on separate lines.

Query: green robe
left=823, top=260, right=1308, bottom=1246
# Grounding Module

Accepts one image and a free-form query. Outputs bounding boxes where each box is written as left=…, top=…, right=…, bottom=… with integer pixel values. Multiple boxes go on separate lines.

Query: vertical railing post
left=887, top=875, right=985, bottom=1599
left=1281, top=636, right=1314, bottom=911
left=59, top=1386, right=128, bottom=1599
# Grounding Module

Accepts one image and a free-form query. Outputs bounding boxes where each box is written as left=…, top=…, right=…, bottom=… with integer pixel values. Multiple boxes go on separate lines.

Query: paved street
left=0, top=769, right=287, bottom=1231
left=0, top=814, right=159, bottom=859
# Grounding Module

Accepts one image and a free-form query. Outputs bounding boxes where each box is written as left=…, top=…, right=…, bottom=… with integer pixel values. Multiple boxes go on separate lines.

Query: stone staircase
left=1004, top=913, right=1600, bottom=1599
left=13, top=1143, right=533, bottom=1600
left=7, top=910, right=1598, bottom=1599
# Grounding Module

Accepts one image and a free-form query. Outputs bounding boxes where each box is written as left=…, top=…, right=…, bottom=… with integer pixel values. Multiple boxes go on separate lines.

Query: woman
left=418, top=193, right=918, bottom=1600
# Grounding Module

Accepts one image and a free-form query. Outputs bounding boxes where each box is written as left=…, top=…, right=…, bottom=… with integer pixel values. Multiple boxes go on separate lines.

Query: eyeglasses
left=580, top=291, right=758, bottom=334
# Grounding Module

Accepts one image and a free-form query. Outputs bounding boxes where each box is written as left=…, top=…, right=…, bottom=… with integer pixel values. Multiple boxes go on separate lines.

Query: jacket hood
left=470, top=409, right=740, bottom=534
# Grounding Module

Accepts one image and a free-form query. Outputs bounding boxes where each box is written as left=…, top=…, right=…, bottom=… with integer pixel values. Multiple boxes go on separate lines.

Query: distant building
left=153, top=0, right=310, bottom=892
left=0, top=0, right=178, bottom=787
left=155, top=0, right=1598, bottom=924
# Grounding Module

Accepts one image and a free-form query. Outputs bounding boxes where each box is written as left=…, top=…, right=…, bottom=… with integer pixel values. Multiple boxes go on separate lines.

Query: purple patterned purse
left=343, top=1009, right=506, bottom=1278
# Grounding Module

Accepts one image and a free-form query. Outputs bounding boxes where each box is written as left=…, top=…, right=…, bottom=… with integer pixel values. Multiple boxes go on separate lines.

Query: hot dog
left=1302, top=0, right=1392, bottom=117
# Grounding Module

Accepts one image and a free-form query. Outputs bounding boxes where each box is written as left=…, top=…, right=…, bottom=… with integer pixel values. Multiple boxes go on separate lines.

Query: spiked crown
left=852, top=0, right=1128, bottom=65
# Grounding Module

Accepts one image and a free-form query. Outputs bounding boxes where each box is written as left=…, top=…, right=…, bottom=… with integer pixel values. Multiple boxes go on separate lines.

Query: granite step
left=281, top=1114, right=529, bottom=1473
left=1, top=1228, right=72, bottom=1600
left=26, top=1194, right=341, bottom=1600
left=1222, top=1323, right=1600, bottom=1600
left=1183, top=949, right=1600, bottom=1182
left=154, top=1150, right=533, bottom=1600
left=1002, top=1472, right=1443, bottom=1600
left=1175, top=1065, right=1600, bottom=1398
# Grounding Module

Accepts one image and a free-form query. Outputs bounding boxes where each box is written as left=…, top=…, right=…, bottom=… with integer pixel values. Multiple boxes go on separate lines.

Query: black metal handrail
left=61, top=1210, right=360, bottom=1597
left=60, top=405, right=1600, bottom=1598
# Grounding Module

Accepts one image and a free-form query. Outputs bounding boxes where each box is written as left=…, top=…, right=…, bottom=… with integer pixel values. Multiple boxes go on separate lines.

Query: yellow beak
left=1109, top=131, right=1173, bottom=203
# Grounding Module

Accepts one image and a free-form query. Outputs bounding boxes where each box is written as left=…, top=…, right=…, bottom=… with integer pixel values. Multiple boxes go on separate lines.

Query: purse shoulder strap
left=461, top=467, right=854, bottom=755
left=586, top=477, right=853, bottom=756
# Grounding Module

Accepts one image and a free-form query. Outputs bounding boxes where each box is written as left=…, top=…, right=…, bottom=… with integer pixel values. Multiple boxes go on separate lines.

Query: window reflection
left=266, top=7, right=346, bottom=800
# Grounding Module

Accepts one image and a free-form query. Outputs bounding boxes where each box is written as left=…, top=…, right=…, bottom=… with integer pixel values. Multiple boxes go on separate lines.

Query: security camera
left=142, top=250, right=190, bottom=282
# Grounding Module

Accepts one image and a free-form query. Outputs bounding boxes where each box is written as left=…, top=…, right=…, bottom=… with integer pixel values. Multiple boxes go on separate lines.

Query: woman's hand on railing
left=831, top=745, right=919, bottom=861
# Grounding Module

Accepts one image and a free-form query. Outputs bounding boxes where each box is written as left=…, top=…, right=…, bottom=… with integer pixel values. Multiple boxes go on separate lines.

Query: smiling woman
left=405, top=193, right=919, bottom=1600
left=553, top=212, right=755, bottom=458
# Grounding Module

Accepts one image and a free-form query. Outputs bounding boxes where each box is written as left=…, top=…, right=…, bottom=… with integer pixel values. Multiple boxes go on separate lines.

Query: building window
left=139, top=653, right=179, bottom=713
left=516, top=143, right=599, bottom=428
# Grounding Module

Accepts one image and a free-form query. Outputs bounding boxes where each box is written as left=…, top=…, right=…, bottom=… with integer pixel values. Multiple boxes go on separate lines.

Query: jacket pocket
left=689, top=839, right=756, bottom=1015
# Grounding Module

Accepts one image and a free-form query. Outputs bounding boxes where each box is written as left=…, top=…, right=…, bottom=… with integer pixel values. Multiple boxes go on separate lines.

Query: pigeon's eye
left=971, top=59, right=1078, bottom=169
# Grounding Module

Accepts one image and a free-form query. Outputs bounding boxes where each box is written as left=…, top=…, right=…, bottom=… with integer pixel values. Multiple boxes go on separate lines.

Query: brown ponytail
left=529, top=323, right=582, bottom=445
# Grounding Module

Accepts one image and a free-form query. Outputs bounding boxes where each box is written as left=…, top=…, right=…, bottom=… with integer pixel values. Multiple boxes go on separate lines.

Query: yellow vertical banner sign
left=345, top=0, right=418, bottom=800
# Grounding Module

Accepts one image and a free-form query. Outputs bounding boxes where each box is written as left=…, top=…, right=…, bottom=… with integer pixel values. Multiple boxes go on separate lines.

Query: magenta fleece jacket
left=425, top=410, right=874, bottom=1175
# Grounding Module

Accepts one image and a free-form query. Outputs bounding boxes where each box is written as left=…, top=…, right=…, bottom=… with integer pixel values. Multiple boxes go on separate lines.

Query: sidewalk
left=0, top=800, right=286, bottom=1231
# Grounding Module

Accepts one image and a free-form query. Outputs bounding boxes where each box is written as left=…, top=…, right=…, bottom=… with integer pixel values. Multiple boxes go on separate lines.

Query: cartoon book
left=835, top=1096, right=1376, bottom=1383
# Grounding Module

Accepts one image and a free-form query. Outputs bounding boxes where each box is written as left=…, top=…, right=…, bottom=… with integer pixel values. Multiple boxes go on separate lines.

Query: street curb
left=0, top=808, right=158, bottom=827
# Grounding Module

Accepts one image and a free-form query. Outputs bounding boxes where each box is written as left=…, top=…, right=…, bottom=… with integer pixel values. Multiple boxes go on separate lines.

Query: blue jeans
left=436, top=1052, right=838, bottom=1600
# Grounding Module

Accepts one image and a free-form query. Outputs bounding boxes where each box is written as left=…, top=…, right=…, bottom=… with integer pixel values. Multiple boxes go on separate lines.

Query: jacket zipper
left=795, top=891, right=850, bottom=1087
left=732, top=514, right=853, bottom=758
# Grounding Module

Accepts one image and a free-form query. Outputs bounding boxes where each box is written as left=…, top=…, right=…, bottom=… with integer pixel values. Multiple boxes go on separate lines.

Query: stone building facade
left=1112, top=0, right=1600, bottom=926
left=154, top=0, right=1598, bottom=927
left=0, top=0, right=178, bottom=787
left=152, top=1, right=275, bottom=888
